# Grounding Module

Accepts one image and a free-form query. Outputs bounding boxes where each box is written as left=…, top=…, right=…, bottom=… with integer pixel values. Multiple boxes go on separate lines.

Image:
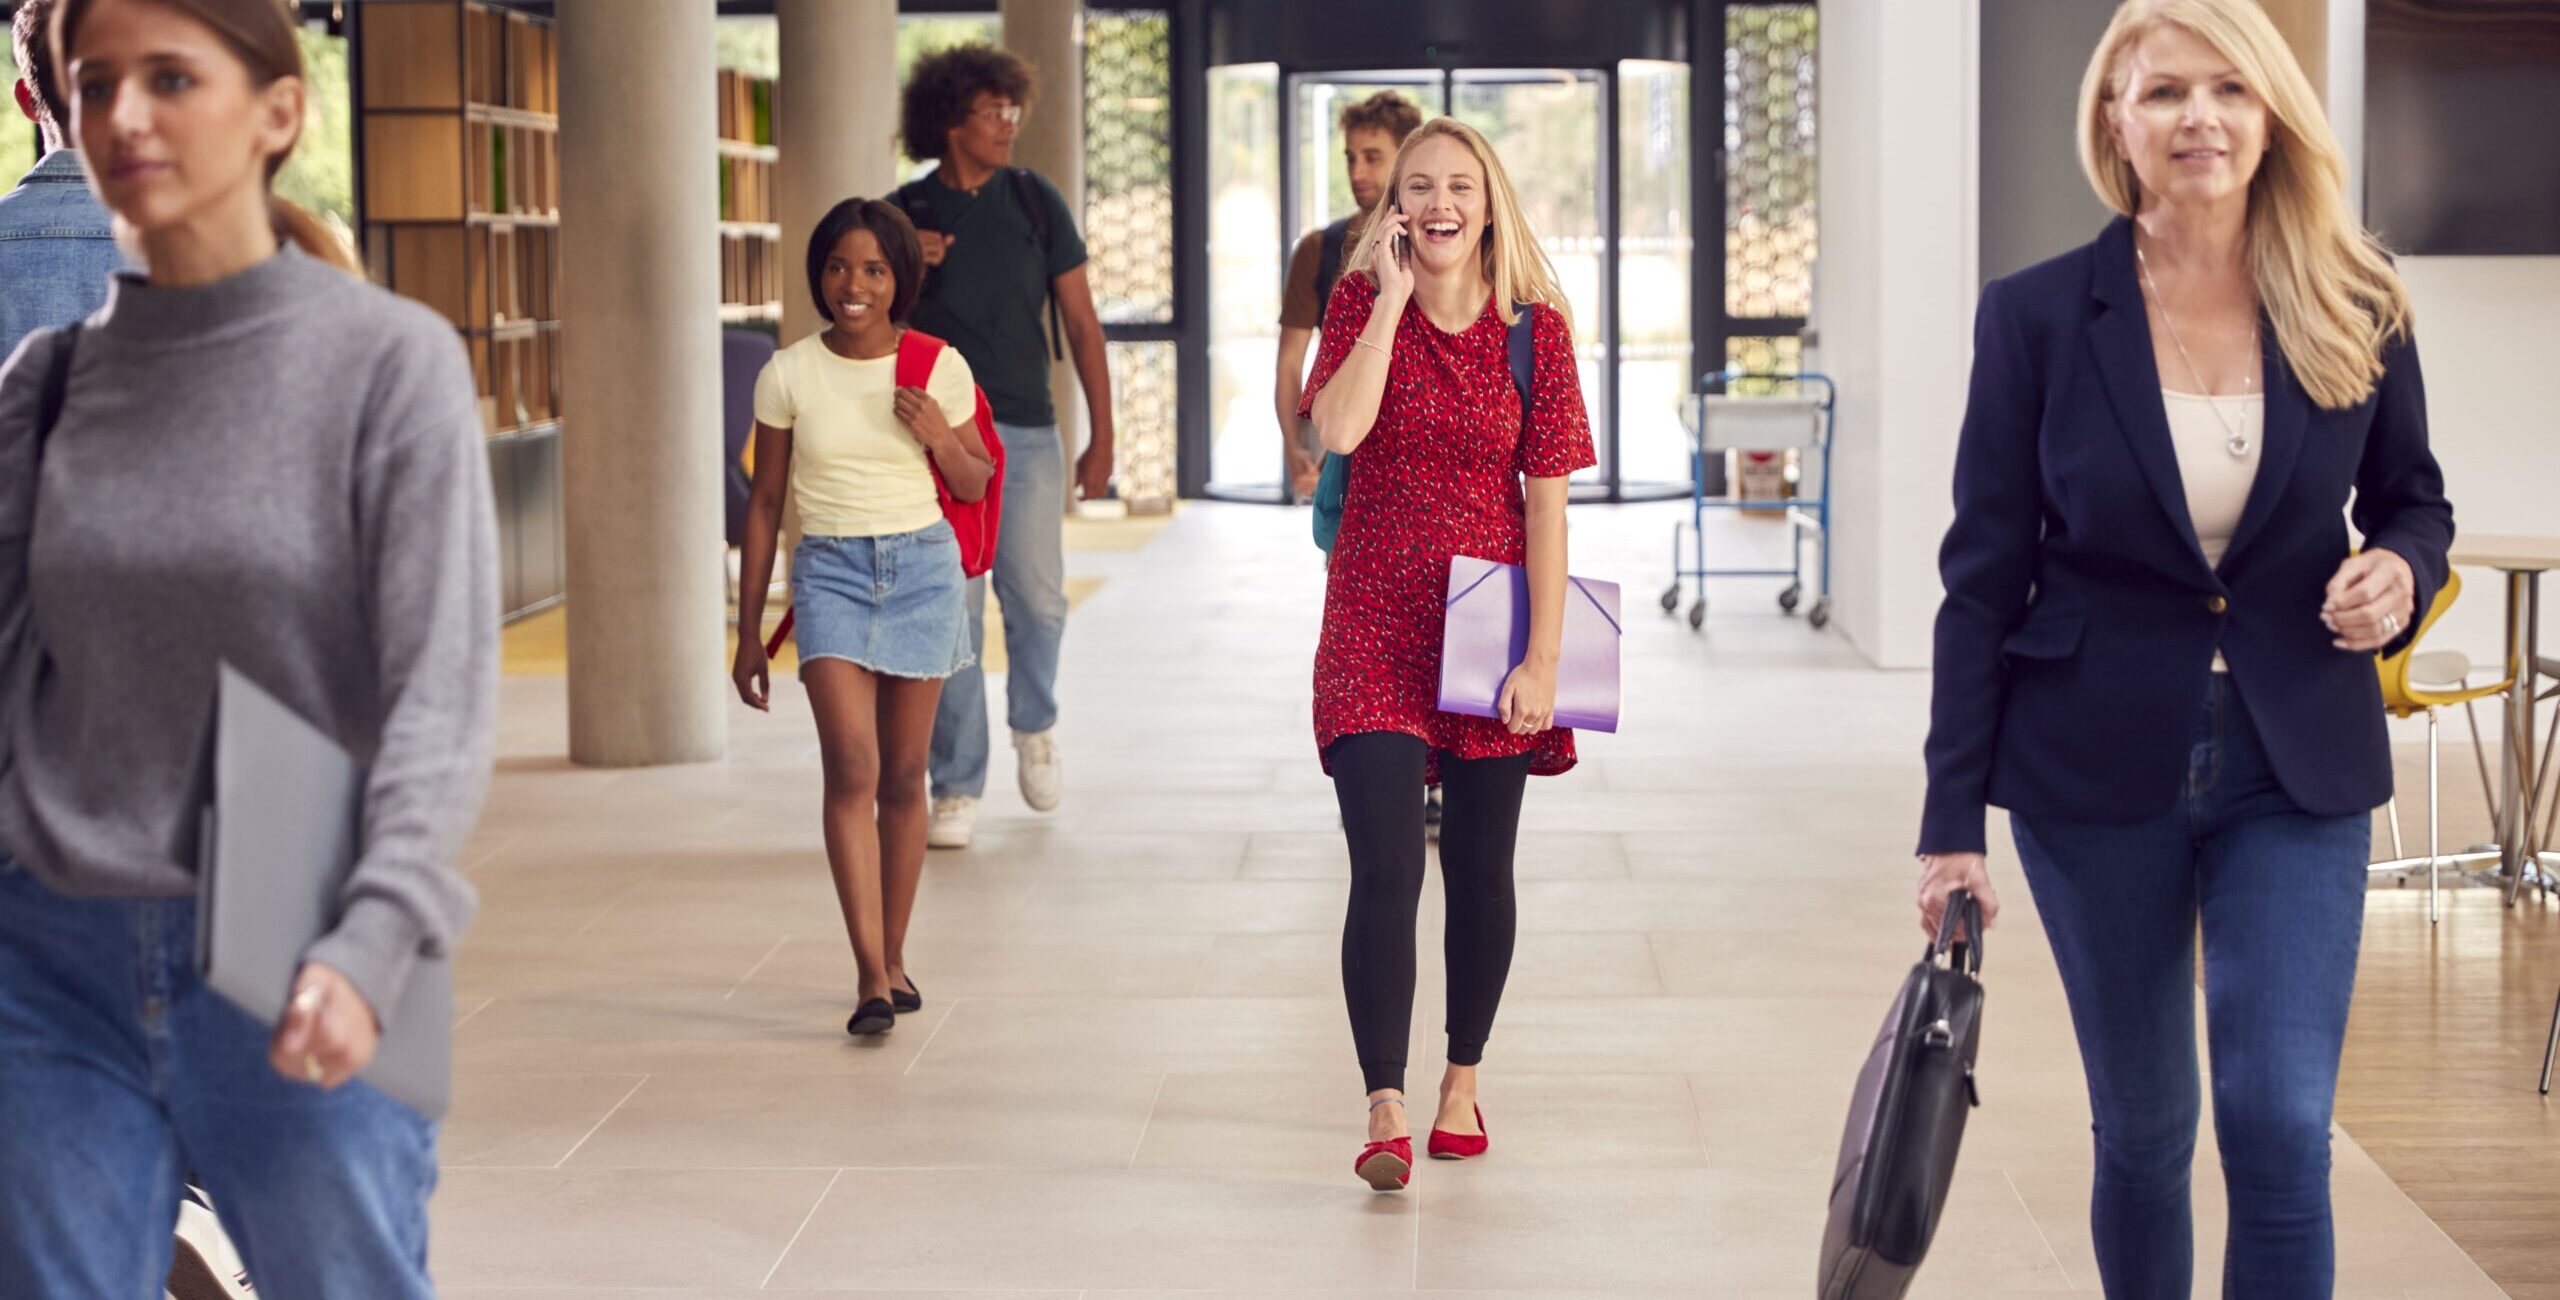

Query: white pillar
left=557, top=0, right=728, bottom=765
left=1003, top=0, right=1090, bottom=486
left=778, top=0, right=900, bottom=345
left=1819, top=0, right=1981, bottom=669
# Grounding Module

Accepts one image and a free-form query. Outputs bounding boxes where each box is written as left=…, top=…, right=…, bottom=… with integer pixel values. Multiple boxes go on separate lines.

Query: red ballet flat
left=1355, top=1136, right=1413, bottom=1190
left=1428, top=1104, right=1489, bottom=1160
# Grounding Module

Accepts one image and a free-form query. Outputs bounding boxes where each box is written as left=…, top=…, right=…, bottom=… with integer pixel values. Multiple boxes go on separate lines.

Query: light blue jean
left=0, top=852, right=437, bottom=1299
left=930, top=420, right=1068, bottom=800
left=2011, top=674, right=2370, bottom=1299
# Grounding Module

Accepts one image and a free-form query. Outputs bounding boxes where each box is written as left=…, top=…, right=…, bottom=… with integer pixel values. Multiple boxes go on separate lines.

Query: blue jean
left=0, top=853, right=437, bottom=1300
left=2011, top=675, right=2369, bottom=1299
left=930, top=420, right=1068, bottom=799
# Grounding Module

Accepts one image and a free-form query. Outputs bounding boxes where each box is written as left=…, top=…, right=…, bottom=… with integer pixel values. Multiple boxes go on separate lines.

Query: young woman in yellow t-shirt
left=731, top=199, right=994, bottom=1037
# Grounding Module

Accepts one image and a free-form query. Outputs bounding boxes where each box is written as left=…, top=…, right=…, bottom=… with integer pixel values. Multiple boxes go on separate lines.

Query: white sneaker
left=927, top=796, right=978, bottom=849
left=1014, top=729, right=1063, bottom=813
left=167, top=1185, right=254, bottom=1298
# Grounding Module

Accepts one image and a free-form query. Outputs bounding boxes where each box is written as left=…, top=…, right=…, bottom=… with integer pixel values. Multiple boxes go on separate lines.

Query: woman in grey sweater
left=0, top=1, right=494, bottom=1295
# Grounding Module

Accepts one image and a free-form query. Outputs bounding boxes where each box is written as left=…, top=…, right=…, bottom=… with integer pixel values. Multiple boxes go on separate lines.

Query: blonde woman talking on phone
left=1299, top=118, right=1595, bottom=1193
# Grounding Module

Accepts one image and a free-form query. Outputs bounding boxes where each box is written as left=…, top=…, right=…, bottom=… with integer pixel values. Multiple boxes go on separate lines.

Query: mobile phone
left=1388, top=195, right=1411, bottom=267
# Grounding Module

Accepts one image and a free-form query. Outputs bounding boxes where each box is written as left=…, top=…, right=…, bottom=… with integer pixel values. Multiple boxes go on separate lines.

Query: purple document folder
left=1435, top=556, right=1622, bottom=733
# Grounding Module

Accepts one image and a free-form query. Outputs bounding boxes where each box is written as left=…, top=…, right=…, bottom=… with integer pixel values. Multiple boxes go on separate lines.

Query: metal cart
left=1660, top=368, right=1838, bottom=631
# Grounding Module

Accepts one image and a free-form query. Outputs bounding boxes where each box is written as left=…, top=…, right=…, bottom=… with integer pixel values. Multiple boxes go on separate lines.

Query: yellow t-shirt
left=752, top=332, right=978, bottom=538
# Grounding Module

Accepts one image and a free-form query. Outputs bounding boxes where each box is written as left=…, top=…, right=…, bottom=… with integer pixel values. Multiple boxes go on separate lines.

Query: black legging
left=1329, top=731, right=1532, bottom=1095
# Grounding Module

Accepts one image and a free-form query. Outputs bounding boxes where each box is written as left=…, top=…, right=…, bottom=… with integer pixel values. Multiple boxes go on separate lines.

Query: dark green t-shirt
left=906, top=165, right=1088, bottom=429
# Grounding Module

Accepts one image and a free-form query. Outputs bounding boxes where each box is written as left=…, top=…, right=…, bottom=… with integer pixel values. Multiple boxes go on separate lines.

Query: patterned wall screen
left=1107, top=340, right=1179, bottom=508
left=1084, top=11, right=1174, bottom=326
left=1725, top=335, right=1803, bottom=395
left=1724, top=4, right=1817, bottom=324
left=1085, top=11, right=1176, bottom=510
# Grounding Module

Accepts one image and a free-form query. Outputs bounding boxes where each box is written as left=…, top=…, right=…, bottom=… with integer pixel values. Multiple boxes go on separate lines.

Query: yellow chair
left=2370, top=569, right=2517, bottom=923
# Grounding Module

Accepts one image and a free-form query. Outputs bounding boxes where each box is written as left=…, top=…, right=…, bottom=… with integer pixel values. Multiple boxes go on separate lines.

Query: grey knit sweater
left=0, top=247, right=496, bottom=1024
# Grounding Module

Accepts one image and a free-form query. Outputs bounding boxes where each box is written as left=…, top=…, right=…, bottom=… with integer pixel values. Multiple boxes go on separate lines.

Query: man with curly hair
left=895, top=43, right=1114, bottom=849
left=2, top=0, right=125, bottom=359
left=1275, top=90, right=1421, bottom=501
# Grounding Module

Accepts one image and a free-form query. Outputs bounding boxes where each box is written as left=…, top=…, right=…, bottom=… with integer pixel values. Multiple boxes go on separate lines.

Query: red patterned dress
left=1297, top=272, right=1598, bottom=780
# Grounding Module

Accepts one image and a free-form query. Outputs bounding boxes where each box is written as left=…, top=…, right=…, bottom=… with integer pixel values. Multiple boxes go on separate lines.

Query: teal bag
left=1311, top=451, right=1351, bottom=551
left=1312, top=304, right=1537, bottom=553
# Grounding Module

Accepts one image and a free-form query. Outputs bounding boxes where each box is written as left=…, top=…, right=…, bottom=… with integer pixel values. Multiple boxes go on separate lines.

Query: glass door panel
left=1616, top=59, right=1693, bottom=493
left=1451, top=70, right=1610, bottom=489
left=1292, top=73, right=1444, bottom=236
left=1205, top=63, right=1285, bottom=498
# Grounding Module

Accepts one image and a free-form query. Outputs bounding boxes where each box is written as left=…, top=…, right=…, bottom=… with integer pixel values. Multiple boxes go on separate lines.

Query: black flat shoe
left=847, top=998, right=896, bottom=1037
left=891, top=979, right=922, bottom=1014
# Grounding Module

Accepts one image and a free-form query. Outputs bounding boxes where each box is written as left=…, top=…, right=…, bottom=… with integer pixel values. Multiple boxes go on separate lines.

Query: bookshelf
left=717, top=68, right=783, bottom=326
left=357, top=0, right=563, bottom=619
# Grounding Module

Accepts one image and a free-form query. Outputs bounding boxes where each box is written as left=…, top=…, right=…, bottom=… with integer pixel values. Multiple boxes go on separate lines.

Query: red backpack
left=763, top=329, right=1004, bottom=657
left=900, top=328, right=1006, bottom=576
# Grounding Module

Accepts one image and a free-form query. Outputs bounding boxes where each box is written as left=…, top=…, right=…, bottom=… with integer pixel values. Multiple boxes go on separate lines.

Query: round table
left=2451, top=535, right=2560, bottom=1092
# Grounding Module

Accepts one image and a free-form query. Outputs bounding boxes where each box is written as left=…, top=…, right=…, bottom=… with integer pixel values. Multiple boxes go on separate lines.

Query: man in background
left=3, top=0, right=125, bottom=359
left=897, top=44, right=1117, bottom=850
left=1274, top=90, right=1421, bottom=501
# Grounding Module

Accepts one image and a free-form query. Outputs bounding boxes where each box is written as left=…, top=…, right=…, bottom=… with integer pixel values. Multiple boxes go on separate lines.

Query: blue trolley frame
left=1660, top=368, right=1839, bottom=631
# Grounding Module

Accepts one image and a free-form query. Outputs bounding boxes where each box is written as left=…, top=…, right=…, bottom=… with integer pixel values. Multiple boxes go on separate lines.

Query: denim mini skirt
left=791, top=520, right=974, bottom=681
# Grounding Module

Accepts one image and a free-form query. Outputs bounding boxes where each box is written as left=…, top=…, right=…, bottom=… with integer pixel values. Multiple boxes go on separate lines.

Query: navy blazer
left=1917, top=218, right=2454, bottom=855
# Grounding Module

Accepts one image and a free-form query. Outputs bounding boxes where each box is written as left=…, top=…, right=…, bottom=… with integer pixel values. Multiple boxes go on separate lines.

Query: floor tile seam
left=725, top=935, right=794, bottom=1001
left=1126, top=1073, right=1172, bottom=1169
left=904, top=998, right=959, bottom=1077
left=572, top=883, right=640, bottom=936
left=552, top=1075, right=651, bottom=1169
left=2001, top=1166, right=2077, bottom=1289
left=757, top=1166, right=844, bottom=1290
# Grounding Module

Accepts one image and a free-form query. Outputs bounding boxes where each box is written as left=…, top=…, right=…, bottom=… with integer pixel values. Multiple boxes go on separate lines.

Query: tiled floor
left=440, top=501, right=2510, bottom=1297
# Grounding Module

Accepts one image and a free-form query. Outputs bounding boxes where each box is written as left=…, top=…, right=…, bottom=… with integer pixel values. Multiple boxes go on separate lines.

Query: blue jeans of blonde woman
left=0, top=853, right=435, bottom=1299
left=2010, top=674, right=2368, bottom=1299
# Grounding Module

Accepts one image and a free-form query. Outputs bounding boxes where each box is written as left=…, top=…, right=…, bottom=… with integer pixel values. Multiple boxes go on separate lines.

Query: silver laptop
left=180, top=663, right=453, bottom=1119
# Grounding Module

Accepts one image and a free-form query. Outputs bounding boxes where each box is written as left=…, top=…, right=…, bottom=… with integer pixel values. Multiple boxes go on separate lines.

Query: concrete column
left=1002, top=0, right=1090, bottom=483
left=557, top=0, right=728, bottom=766
left=778, top=0, right=900, bottom=345
left=1819, top=0, right=1980, bottom=669
left=2256, top=0, right=2328, bottom=106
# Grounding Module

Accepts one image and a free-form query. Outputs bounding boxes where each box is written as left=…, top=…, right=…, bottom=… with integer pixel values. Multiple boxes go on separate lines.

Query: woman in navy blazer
left=1915, top=2, right=2451, bottom=1294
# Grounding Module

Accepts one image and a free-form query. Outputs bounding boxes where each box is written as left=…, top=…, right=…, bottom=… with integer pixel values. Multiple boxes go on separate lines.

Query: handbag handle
left=1930, top=889, right=1985, bottom=977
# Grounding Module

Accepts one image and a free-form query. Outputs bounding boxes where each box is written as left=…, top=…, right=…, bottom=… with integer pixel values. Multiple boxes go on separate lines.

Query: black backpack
left=894, top=166, right=1065, bottom=362
left=1313, top=215, right=1355, bottom=319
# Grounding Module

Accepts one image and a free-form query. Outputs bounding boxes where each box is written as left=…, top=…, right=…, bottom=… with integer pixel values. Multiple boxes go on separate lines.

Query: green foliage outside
left=4, top=42, right=35, bottom=183
left=716, top=17, right=779, bottom=80
left=275, top=28, right=354, bottom=233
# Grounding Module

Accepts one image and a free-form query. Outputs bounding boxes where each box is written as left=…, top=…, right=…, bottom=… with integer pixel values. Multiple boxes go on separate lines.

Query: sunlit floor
left=434, top=500, right=2522, bottom=1297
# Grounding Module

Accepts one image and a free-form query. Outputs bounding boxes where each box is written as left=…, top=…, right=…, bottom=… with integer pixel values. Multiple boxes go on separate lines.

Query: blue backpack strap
left=1507, top=302, right=1535, bottom=423
left=1315, top=216, right=1353, bottom=313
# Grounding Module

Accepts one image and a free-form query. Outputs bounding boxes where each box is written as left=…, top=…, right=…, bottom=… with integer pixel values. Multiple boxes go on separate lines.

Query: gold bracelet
left=1354, top=336, right=1391, bottom=360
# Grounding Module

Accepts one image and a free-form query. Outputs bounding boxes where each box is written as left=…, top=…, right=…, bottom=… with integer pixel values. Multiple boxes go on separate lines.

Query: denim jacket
left=0, top=150, right=124, bottom=364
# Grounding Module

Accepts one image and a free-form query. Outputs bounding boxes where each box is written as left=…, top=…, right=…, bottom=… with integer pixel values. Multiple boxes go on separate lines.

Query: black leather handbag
left=1818, top=890, right=1987, bottom=1299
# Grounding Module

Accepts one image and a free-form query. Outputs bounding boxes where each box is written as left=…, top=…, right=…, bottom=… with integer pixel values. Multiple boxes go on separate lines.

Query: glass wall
left=1452, top=70, right=1610, bottom=490
left=1617, top=59, right=1693, bottom=490
left=1292, top=73, right=1438, bottom=238
left=1204, top=63, right=1283, bottom=497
